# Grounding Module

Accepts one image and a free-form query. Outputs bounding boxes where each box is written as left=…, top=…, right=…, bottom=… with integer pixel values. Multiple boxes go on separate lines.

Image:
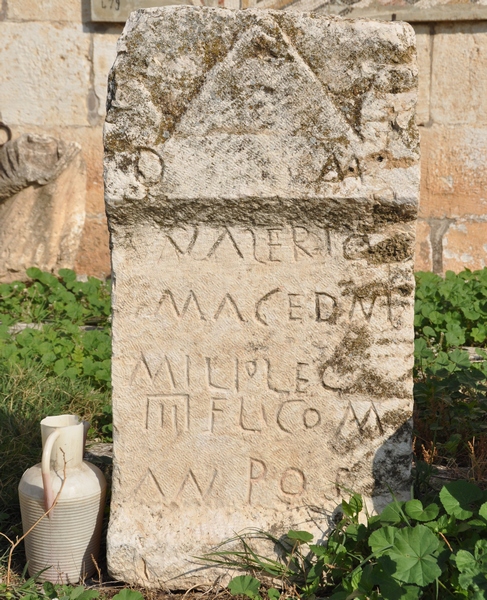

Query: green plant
left=415, top=270, right=487, bottom=348
left=414, top=270, right=487, bottom=478
left=0, top=269, right=112, bottom=570
left=0, top=268, right=110, bottom=327
left=212, top=483, right=487, bottom=599
left=0, top=576, right=145, bottom=600
left=0, top=269, right=111, bottom=392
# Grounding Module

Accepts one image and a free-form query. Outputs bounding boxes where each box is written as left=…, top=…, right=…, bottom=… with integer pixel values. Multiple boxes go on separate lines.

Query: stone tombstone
left=105, top=6, right=419, bottom=587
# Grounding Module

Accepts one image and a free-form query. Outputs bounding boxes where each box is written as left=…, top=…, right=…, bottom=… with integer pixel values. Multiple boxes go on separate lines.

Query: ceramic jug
left=18, top=415, right=107, bottom=583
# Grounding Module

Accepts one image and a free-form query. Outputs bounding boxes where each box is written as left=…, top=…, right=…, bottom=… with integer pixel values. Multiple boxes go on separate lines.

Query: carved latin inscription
left=106, top=8, right=418, bottom=586
left=149, top=285, right=406, bottom=327
left=146, top=394, right=190, bottom=435
left=159, top=226, right=332, bottom=263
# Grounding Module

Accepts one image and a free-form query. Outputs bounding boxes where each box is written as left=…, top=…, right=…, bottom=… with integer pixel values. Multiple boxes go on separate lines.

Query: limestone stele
left=104, top=6, right=419, bottom=587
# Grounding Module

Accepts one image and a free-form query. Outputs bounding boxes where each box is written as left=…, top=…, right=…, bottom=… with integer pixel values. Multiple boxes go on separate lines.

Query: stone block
left=105, top=7, right=419, bottom=588
left=0, top=135, right=86, bottom=282
left=74, top=214, right=111, bottom=279
left=415, top=219, right=432, bottom=272
left=79, top=126, right=105, bottom=215
left=6, top=0, right=81, bottom=21
left=6, top=124, right=109, bottom=278
left=93, top=33, right=120, bottom=120
left=413, top=24, right=431, bottom=127
left=431, top=23, right=487, bottom=126
left=443, top=220, right=487, bottom=272
left=419, top=125, right=487, bottom=219
left=0, top=22, right=91, bottom=127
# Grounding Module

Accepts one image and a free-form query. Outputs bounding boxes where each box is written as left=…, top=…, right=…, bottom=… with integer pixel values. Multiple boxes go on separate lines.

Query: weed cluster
left=0, top=575, right=143, bottom=600
left=0, top=268, right=111, bottom=389
left=414, top=269, right=487, bottom=479
left=216, top=482, right=487, bottom=598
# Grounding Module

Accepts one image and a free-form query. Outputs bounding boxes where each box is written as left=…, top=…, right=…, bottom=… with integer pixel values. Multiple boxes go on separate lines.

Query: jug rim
left=41, top=415, right=81, bottom=428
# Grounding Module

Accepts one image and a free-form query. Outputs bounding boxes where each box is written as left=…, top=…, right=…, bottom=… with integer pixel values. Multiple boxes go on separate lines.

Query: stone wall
left=413, top=21, right=487, bottom=273
left=1, top=1, right=486, bottom=276
left=0, top=1, right=123, bottom=279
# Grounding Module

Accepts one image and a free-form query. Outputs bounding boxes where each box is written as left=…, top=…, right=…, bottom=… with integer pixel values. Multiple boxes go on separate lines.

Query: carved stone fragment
left=105, top=7, right=419, bottom=588
left=0, top=134, right=86, bottom=282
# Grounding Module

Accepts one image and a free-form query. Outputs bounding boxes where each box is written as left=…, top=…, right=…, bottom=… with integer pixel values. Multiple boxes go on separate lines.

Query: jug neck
left=41, top=415, right=84, bottom=470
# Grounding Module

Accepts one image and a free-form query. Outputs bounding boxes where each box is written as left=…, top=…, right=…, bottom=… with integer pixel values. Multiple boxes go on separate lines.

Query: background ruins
left=0, top=0, right=486, bottom=277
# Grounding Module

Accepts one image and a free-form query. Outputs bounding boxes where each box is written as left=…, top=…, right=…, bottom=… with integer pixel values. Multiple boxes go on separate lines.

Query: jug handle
left=83, top=421, right=90, bottom=454
left=41, top=430, right=60, bottom=517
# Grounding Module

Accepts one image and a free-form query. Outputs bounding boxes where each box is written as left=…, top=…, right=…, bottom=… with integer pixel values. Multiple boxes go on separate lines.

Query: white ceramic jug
left=18, top=415, right=107, bottom=583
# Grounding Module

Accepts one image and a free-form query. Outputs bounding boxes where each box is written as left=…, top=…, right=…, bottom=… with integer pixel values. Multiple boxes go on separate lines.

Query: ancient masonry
left=105, top=7, right=419, bottom=587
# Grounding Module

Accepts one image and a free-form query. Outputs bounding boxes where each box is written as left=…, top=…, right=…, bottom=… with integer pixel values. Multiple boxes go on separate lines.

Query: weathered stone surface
left=89, top=0, right=487, bottom=21
left=0, top=135, right=85, bottom=282
left=430, top=24, right=487, bottom=126
left=0, top=22, right=91, bottom=127
left=8, top=123, right=112, bottom=277
left=93, top=34, right=121, bottom=120
left=74, top=214, right=111, bottom=279
left=414, top=24, right=431, bottom=127
left=415, top=219, right=433, bottom=272
left=443, top=220, right=487, bottom=272
left=419, top=125, right=487, bottom=219
left=0, top=133, right=77, bottom=200
left=105, top=6, right=419, bottom=587
left=6, top=0, right=81, bottom=21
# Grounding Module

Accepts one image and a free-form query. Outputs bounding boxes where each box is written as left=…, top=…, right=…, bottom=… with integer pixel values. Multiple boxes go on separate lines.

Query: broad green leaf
left=72, top=591, right=100, bottom=600
left=349, top=493, right=363, bottom=515
left=69, top=586, right=88, bottom=599
left=475, top=540, right=487, bottom=563
left=472, top=326, right=487, bottom=343
left=26, top=267, right=43, bottom=280
left=455, top=543, right=487, bottom=593
left=43, top=582, right=58, bottom=599
left=228, top=575, right=261, bottom=599
left=306, top=561, right=324, bottom=583
left=287, top=530, right=313, bottom=543
left=328, top=592, right=349, bottom=600
left=59, top=268, right=77, bottom=282
left=112, top=591, right=144, bottom=600
left=440, top=481, right=483, bottom=520
left=455, top=549, right=477, bottom=573
left=267, top=588, right=280, bottom=600
left=53, top=357, right=67, bottom=374
left=372, top=565, right=421, bottom=599
left=379, top=501, right=406, bottom=525
left=449, top=349, right=471, bottom=367
left=479, top=502, right=487, bottom=522
left=427, top=310, right=444, bottom=325
left=458, top=569, right=487, bottom=594
left=42, top=352, right=58, bottom=366
left=463, top=308, right=480, bottom=321
left=341, top=499, right=355, bottom=519
left=388, top=525, right=441, bottom=586
left=469, top=519, right=487, bottom=527
left=405, top=499, right=439, bottom=522
left=309, top=544, right=328, bottom=557
left=352, top=567, right=364, bottom=590
left=368, top=526, right=396, bottom=556
left=414, top=338, right=434, bottom=360
left=345, top=523, right=367, bottom=543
